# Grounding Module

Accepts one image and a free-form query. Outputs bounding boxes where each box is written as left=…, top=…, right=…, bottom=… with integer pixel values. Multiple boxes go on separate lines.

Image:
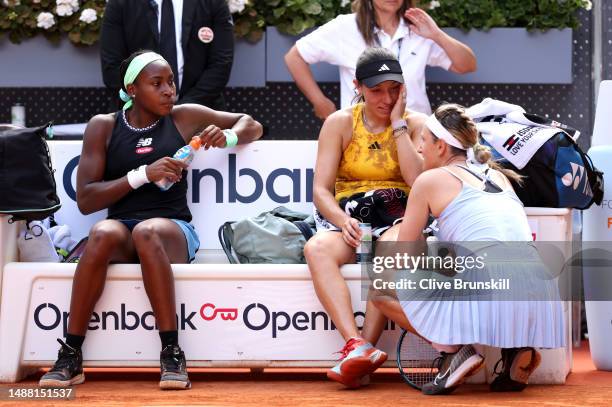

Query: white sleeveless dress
left=399, top=169, right=566, bottom=348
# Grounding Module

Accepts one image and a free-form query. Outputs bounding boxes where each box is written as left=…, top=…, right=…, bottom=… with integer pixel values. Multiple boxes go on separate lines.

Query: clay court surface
left=1, top=341, right=610, bottom=406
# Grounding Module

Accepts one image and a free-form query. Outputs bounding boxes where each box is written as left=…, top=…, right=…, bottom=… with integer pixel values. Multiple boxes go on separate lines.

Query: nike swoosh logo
left=433, top=367, right=451, bottom=386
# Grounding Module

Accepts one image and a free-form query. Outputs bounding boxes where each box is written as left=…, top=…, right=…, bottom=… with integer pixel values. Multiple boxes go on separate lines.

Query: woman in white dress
left=372, top=103, right=565, bottom=395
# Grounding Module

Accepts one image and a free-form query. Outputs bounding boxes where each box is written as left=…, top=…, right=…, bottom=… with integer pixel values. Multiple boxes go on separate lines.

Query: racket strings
left=397, top=330, right=440, bottom=390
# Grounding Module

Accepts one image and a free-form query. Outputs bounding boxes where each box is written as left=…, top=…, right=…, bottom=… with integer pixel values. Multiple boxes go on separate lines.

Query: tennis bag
left=0, top=124, right=61, bottom=221
left=483, top=130, right=604, bottom=209
left=218, top=206, right=316, bottom=264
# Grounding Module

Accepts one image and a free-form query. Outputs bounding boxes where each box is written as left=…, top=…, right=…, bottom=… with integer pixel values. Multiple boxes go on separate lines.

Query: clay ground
left=1, top=341, right=611, bottom=406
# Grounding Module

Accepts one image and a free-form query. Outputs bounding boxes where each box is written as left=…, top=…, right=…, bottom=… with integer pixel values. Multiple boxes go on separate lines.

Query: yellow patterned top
left=335, top=103, right=410, bottom=201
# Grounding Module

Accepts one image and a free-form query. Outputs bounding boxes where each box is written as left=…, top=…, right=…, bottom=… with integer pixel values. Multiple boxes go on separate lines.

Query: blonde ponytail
left=432, top=103, right=523, bottom=185
left=472, top=143, right=523, bottom=184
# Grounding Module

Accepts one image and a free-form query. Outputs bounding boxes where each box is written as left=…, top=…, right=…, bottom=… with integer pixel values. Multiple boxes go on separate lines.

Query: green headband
left=119, top=52, right=166, bottom=110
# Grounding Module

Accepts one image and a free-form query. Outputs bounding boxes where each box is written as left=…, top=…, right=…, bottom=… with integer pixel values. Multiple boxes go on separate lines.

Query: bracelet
left=223, top=129, right=239, bottom=148
left=392, top=126, right=408, bottom=139
left=127, top=165, right=150, bottom=189
left=392, top=119, right=408, bottom=130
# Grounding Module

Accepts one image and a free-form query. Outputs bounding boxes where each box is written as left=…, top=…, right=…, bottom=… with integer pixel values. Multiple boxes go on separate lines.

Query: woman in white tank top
left=371, top=104, right=565, bottom=395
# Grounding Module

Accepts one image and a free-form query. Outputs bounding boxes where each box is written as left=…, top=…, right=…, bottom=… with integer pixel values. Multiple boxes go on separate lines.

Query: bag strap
left=455, top=165, right=504, bottom=193
left=270, top=206, right=310, bottom=222
left=293, top=220, right=314, bottom=241
left=557, top=132, right=604, bottom=209
left=49, top=214, right=58, bottom=228
left=573, top=144, right=604, bottom=209
left=218, top=222, right=239, bottom=264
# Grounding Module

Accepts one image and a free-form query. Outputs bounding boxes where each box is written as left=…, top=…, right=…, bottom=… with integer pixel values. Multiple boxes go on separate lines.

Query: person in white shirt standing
left=284, top=0, right=477, bottom=119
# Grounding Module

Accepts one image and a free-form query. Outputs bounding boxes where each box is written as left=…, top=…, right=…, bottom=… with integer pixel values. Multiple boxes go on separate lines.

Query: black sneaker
left=422, top=345, right=484, bottom=395
left=490, top=347, right=541, bottom=392
left=39, top=339, right=84, bottom=388
left=159, top=344, right=191, bottom=390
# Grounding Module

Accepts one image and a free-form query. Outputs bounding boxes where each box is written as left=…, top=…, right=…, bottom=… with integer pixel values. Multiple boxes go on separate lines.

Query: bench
left=0, top=140, right=573, bottom=384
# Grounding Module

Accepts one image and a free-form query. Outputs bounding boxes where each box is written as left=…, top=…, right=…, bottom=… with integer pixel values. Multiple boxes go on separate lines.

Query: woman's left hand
left=405, top=8, right=442, bottom=40
left=198, top=124, right=225, bottom=149
left=390, top=84, right=407, bottom=123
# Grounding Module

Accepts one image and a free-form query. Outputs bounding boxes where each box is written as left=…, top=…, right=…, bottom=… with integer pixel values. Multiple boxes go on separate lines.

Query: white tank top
left=436, top=168, right=533, bottom=242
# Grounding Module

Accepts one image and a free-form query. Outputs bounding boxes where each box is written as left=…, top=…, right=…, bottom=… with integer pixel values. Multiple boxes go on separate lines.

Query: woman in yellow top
left=304, top=47, right=426, bottom=389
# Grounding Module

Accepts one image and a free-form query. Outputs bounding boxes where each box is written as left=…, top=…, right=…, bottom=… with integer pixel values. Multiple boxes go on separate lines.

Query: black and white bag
left=0, top=124, right=61, bottom=221
left=476, top=112, right=603, bottom=209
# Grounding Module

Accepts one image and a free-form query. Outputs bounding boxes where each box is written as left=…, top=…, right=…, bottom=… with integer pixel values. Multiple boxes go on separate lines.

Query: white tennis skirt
left=399, top=244, right=567, bottom=349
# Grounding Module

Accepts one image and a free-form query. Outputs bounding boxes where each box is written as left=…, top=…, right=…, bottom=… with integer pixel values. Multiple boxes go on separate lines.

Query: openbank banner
left=48, top=141, right=317, bottom=250
left=24, top=278, right=399, bottom=361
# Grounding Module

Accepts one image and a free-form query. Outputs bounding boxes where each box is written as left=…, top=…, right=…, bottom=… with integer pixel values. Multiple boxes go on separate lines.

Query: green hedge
left=0, top=0, right=592, bottom=46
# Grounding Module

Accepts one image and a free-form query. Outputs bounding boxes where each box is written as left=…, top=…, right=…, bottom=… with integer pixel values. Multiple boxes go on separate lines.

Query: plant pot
left=227, top=32, right=266, bottom=87
left=426, top=28, right=573, bottom=84
left=0, top=35, right=266, bottom=87
left=0, top=36, right=104, bottom=87
left=0, top=26, right=573, bottom=87
left=265, top=26, right=572, bottom=84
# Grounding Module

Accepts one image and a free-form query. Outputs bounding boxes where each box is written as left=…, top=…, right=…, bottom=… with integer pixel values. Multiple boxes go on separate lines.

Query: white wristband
left=127, top=165, right=150, bottom=189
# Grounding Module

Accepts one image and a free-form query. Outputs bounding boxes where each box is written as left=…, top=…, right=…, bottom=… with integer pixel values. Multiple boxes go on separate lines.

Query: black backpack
left=484, top=131, right=604, bottom=209
left=0, top=124, right=61, bottom=221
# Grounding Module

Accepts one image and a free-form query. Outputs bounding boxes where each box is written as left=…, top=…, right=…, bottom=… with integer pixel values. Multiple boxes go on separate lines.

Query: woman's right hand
left=341, top=217, right=363, bottom=248
left=390, top=84, right=407, bottom=123
left=313, top=97, right=336, bottom=121
left=145, top=157, right=188, bottom=183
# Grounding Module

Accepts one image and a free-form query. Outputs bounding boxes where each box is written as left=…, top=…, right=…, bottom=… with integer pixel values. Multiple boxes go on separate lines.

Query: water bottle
left=155, top=137, right=202, bottom=191
left=356, top=223, right=373, bottom=264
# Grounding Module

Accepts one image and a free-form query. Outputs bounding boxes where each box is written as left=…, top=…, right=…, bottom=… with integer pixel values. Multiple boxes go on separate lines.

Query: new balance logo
left=369, top=141, right=381, bottom=150
left=136, top=138, right=153, bottom=148
left=378, top=64, right=390, bottom=71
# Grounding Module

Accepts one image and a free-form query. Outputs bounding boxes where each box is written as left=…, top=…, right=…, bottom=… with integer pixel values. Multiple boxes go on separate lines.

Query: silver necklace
left=362, top=107, right=383, bottom=134
left=122, top=110, right=160, bottom=132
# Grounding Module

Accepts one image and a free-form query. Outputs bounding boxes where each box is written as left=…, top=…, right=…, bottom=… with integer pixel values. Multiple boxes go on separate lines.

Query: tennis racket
left=396, top=328, right=440, bottom=390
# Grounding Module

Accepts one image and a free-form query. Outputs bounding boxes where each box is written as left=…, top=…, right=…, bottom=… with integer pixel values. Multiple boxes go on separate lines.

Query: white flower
left=228, top=0, right=247, bottom=14
left=340, top=0, right=350, bottom=7
left=429, top=0, right=441, bottom=10
left=56, top=0, right=79, bottom=16
left=37, top=12, right=55, bottom=30
left=583, top=0, right=592, bottom=11
left=79, top=8, right=97, bottom=24
left=56, top=4, right=73, bottom=16
left=2, top=0, right=21, bottom=6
